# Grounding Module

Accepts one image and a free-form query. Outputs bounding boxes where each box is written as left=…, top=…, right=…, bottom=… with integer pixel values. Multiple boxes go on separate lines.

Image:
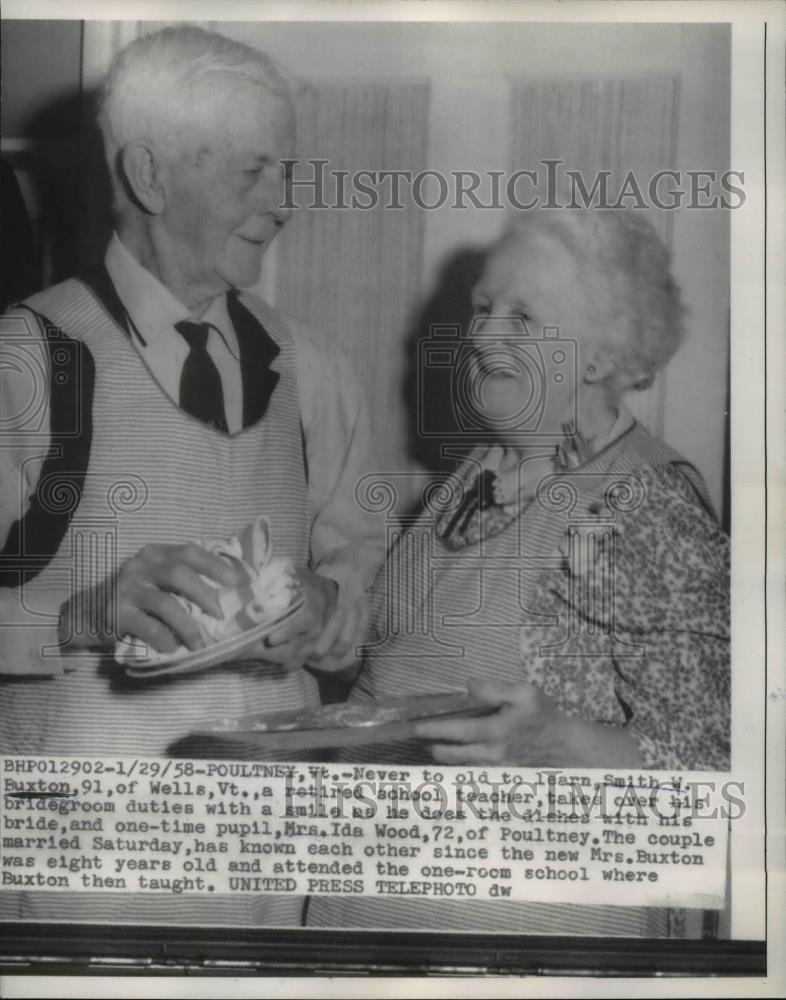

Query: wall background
left=1, top=20, right=730, bottom=518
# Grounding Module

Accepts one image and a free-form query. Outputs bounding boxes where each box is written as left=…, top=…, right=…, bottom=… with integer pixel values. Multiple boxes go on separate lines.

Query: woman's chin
left=483, top=422, right=558, bottom=453
left=483, top=422, right=525, bottom=449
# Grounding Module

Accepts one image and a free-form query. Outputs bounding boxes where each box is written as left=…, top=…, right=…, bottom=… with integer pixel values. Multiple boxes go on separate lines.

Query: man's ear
left=118, top=141, right=167, bottom=215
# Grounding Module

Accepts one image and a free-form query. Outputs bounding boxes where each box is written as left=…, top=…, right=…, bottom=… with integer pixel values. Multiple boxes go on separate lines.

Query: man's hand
left=257, top=567, right=345, bottom=669
left=414, top=679, right=644, bottom=768
left=60, top=543, right=244, bottom=654
left=305, top=595, right=368, bottom=674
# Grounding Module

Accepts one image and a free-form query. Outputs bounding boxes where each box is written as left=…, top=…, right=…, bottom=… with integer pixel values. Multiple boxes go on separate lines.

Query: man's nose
left=253, top=170, right=293, bottom=224
left=271, top=199, right=293, bottom=225
left=268, top=178, right=293, bottom=224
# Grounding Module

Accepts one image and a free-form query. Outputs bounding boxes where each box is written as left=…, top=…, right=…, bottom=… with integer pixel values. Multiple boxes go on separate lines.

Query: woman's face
left=469, top=229, right=593, bottom=446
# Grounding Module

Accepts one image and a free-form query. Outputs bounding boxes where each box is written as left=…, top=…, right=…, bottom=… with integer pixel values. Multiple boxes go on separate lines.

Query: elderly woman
left=307, top=208, right=729, bottom=935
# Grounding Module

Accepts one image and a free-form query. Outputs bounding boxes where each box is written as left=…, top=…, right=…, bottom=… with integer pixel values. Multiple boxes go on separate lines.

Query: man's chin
left=221, top=261, right=264, bottom=291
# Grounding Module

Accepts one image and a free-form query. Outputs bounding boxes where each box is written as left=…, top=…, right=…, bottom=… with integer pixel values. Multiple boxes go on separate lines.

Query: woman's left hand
left=414, top=679, right=644, bottom=768
left=414, top=680, right=576, bottom=765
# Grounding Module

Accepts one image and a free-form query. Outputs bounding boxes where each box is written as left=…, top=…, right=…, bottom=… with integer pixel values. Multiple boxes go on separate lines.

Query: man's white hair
left=97, top=26, right=298, bottom=207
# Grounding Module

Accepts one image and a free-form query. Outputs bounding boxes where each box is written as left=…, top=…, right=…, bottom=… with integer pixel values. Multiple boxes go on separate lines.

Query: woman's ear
left=118, top=140, right=167, bottom=215
left=582, top=350, right=616, bottom=384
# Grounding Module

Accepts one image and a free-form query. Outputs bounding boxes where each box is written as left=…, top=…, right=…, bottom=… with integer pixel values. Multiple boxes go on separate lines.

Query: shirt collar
left=103, top=233, right=239, bottom=363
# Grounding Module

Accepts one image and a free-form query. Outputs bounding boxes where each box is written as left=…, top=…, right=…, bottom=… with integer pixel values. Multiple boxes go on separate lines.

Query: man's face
left=161, top=81, right=295, bottom=302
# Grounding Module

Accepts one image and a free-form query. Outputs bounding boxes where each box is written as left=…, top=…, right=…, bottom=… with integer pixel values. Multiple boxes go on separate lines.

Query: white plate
left=123, top=597, right=305, bottom=680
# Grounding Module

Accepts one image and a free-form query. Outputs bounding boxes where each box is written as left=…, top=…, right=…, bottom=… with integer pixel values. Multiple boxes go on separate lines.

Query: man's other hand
left=259, top=567, right=348, bottom=670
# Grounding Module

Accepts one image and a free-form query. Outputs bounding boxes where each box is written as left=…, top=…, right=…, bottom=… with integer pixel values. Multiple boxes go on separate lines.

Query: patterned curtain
left=510, top=77, right=679, bottom=436
left=274, top=81, right=430, bottom=483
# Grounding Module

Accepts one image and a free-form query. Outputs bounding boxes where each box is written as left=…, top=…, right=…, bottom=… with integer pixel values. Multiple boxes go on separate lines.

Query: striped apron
left=1, top=278, right=317, bottom=926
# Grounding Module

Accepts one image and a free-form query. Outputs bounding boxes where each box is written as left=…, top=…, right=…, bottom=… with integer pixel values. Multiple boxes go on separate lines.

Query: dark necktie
left=175, top=319, right=229, bottom=432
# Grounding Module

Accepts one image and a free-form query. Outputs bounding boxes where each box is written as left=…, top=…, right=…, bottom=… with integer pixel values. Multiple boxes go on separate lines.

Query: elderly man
left=0, top=27, right=384, bottom=924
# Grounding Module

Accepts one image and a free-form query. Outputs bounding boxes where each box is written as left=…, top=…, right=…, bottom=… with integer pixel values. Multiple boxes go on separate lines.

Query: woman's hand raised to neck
left=575, top=382, right=622, bottom=451
left=493, top=381, right=621, bottom=466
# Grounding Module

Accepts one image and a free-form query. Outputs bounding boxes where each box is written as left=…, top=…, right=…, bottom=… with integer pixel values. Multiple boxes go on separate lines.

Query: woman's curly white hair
left=503, top=209, right=686, bottom=392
